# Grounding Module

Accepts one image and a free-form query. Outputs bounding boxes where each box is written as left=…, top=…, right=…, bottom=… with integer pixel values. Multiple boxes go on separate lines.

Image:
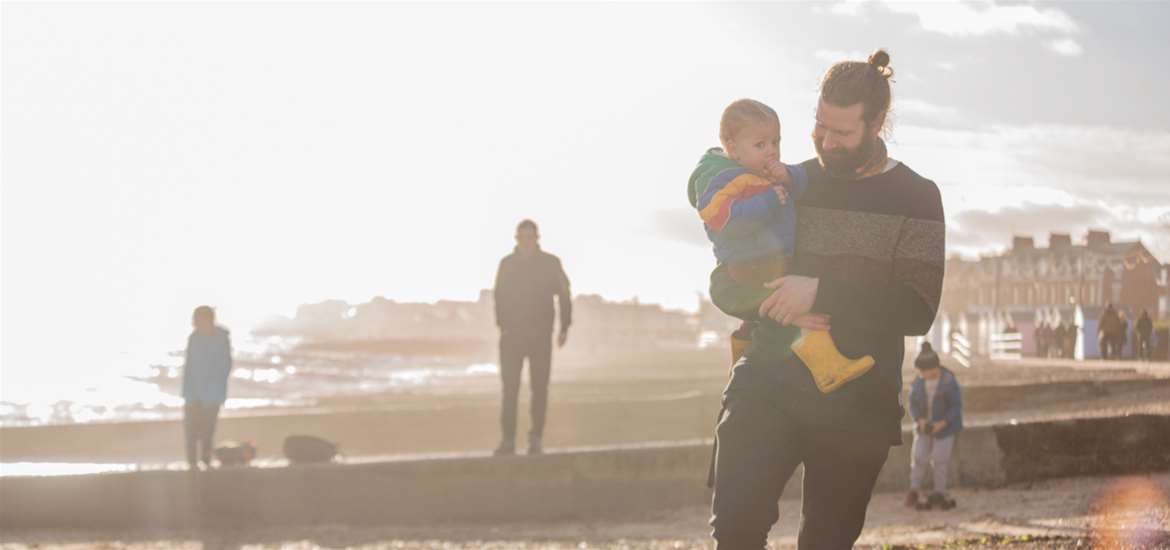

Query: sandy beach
left=2, top=471, right=1167, bottom=549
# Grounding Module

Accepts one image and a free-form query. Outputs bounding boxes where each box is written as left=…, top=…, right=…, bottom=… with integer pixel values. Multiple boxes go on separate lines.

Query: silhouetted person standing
left=1035, top=323, right=1050, bottom=358
left=182, top=305, right=233, bottom=470
left=492, top=219, right=572, bottom=456
left=1136, top=310, right=1153, bottom=361
left=1118, top=312, right=1129, bottom=359
left=1098, top=304, right=1120, bottom=360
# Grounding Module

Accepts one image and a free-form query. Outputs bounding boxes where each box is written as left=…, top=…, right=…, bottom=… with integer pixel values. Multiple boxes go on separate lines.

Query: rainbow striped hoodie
left=687, top=147, right=808, bottom=264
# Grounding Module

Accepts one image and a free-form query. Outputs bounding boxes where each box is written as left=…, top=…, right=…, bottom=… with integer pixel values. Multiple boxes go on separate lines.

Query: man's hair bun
left=868, top=49, right=893, bottom=79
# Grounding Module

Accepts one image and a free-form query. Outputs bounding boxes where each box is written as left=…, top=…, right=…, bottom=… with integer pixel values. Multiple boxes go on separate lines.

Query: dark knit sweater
left=494, top=247, right=573, bottom=334
left=712, top=158, right=945, bottom=444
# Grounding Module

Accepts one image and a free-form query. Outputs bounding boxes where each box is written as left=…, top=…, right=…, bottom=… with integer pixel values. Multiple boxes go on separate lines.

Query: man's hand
left=557, top=328, right=569, bottom=348
left=916, top=419, right=928, bottom=433
left=758, top=276, right=819, bottom=325
left=931, top=420, right=947, bottom=434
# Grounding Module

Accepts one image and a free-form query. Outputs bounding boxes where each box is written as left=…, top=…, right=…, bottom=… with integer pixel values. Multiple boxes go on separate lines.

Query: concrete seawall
left=5, top=377, right=1166, bottom=465
left=2, top=414, right=1167, bottom=529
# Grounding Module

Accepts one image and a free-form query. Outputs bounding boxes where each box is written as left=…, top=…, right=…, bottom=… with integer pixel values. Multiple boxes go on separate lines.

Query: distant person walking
left=1136, top=310, right=1153, bottom=361
left=905, top=342, right=963, bottom=511
left=1098, top=304, right=1120, bottom=360
left=182, top=305, right=233, bottom=471
left=1052, top=323, right=1066, bottom=358
left=1034, top=322, right=1050, bottom=358
left=1118, top=311, right=1130, bottom=359
left=492, top=219, right=572, bottom=456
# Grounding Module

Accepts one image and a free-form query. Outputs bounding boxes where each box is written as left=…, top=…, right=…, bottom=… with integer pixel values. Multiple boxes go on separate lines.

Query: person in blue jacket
left=906, top=342, right=962, bottom=510
left=182, top=305, right=233, bottom=471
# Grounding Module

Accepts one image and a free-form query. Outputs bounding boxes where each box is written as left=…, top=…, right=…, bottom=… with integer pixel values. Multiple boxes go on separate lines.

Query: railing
left=989, top=332, right=1023, bottom=360
left=949, top=332, right=972, bottom=368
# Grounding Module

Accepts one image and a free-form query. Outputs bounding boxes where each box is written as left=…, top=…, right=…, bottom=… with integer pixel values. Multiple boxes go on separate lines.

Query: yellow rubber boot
left=790, top=329, right=875, bottom=393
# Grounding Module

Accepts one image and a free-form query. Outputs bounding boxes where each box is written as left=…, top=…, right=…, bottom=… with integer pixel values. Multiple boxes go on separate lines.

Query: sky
left=3, top=1, right=1170, bottom=395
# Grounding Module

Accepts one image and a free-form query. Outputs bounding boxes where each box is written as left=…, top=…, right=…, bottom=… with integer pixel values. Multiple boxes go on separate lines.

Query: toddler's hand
left=765, top=160, right=791, bottom=185
left=773, top=185, right=789, bottom=205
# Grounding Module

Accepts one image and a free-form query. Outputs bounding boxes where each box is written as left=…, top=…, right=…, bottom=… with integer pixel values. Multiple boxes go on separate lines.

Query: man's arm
left=943, top=381, right=962, bottom=429
left=181, top=336, right=192, bottom=397
left=554, top=258, right=572, bottom=332
left=785, top=163, right=809, bottom=200
left=811, top=189, right=945, bottom=336
left=225, top=332, right=233, bottom=372
left=493, top=259, right=508, bottom=329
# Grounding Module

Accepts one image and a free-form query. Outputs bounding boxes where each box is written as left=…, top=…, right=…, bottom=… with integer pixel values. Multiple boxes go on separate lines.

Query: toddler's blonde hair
left=719, top=99, right=779, bottom=152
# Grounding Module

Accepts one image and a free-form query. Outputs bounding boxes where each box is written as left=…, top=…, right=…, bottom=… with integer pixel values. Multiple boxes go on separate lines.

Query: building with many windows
left=931, top=230, right=1166, bottom=360
left=941, top=230, right=1163, bottom=317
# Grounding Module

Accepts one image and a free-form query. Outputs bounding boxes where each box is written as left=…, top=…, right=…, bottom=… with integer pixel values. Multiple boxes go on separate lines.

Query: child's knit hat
left=914, top=342, right=941, bottom=370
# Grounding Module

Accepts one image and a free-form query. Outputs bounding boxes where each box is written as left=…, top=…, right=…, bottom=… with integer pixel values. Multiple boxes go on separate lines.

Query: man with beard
left=707, top=50, right=945, bottom=549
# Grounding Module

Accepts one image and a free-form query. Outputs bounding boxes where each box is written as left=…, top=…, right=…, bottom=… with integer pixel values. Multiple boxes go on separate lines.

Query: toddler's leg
left=910, top=432, right=931, bottom=492
left=931, top=435, right=955, bottom=493
left=790, top=329, right=875, bottom=393
left=730, top=321, right=755, bottom=365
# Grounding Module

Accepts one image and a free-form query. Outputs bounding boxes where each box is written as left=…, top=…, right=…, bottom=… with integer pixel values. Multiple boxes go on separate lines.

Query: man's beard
left=816, top=135, right=875, bottom=177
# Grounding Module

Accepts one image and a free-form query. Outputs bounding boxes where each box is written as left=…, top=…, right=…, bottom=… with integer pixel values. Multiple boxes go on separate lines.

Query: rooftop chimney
left=1049, top=233, right=1072, bottom=250
left=1086, top=230, right=1111, bottom=249
left=1011, top=236, right=1035, bottom=253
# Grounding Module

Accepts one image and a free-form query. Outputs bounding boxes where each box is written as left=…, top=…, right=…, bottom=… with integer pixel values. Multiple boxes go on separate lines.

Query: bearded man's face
left=813, top=99, right=877, bottom=176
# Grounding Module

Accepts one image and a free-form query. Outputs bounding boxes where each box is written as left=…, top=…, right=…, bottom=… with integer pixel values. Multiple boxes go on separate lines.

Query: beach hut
left=1010, top=309, right=1035, bottom=355
left=1078, top=304, right=1103, bottom=359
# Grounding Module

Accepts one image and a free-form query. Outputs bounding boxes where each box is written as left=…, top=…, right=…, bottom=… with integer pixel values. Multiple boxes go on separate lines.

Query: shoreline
left=4, top=358, right=1170, bottom=470
left=2, top=353, right=1170, bottom=468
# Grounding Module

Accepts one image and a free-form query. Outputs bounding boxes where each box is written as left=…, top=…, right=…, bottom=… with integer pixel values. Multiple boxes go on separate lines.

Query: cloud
left=1048, top=38, right=1084, bottom=57
left=813, top=49, right=870, bottom=64
left=952, top=203, right=1109, bottom=242
left=655, top=209, right=709, bottom=248
left=811, top=0, right=867, bottom=17
left=947, top=202, right=1170, bottom=262
left=897, top=98, right=964, bottom=125
left=936, top=61, right=958, bottom=72
left=889, top=121, right=1170, bottom=261
left=815, top=0, right=1079, bottom=38
left=896, top=123, right=1170, bottom=202
left=883, top=1, right=1078, bottom=37
left=989, top=125, right=1170, bottom=195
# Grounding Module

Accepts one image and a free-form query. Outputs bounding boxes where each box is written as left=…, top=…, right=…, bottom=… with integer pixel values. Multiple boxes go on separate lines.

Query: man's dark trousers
left=710, top=366, right=890, bottom=550
left=1099, top=335, right=1114, bottom=360
left=499, top=329, right=553, bottom=444
left=184, top=400, right=221, bottom=468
